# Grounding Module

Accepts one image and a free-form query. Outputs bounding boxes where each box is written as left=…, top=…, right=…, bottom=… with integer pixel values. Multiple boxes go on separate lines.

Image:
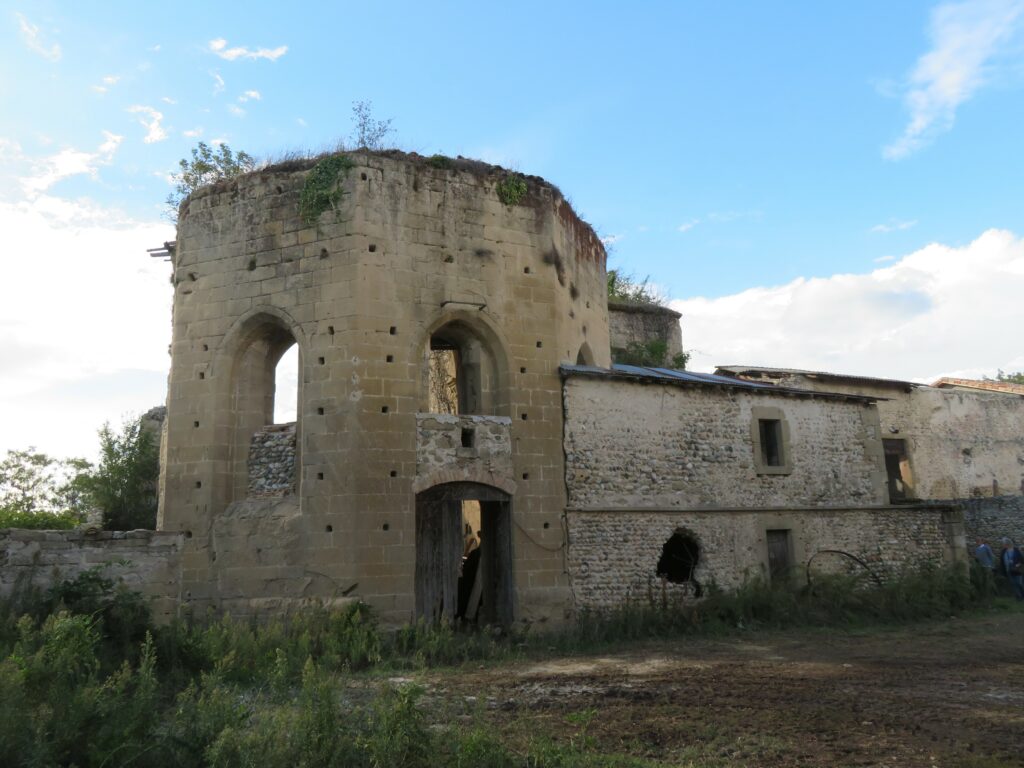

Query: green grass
left=0, top=562, right=1007, bottom=768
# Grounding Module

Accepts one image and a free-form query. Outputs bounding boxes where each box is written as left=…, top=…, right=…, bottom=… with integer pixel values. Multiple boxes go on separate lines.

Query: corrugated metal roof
left=561, top=363, right=878, bottom=402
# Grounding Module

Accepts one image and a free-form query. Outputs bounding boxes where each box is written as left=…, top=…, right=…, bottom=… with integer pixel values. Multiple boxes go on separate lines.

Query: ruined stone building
left=5, top=150, right=1022, bottom=626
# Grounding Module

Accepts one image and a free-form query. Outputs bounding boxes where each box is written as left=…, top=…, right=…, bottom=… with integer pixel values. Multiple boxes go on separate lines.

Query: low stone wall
left=0, top=529, right=184, bottom=622
left=566, top=505, right=964, bottom=610
left=247, top=423, right=297, bottom=497
left=955, top=495, right=1024, bottom=546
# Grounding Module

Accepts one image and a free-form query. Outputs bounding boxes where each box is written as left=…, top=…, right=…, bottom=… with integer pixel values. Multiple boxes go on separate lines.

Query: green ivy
left=426, top=154, right=452, bottom=169
left=495, top=174, right=527, bottom=206
left=298, top=154, right=355, bottom=224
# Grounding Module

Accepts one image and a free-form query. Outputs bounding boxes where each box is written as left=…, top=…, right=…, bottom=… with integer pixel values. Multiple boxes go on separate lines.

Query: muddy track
left=422, top=610, right=1024, bottom=766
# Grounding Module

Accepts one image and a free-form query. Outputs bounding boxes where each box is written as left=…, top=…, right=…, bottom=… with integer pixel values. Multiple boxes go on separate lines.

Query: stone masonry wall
left=414, top=413, right=513, bottom=490
left=247, top=423, right=297, bottom=497
left=0, top=529, right=184, bottom=622
left=739, top=375, right=1024, bottom=505
left=162, top=151, right=610, bottom=624
left=564, top=377, right=887, bottom=510
left=567, top=506, right=964, bottom=610
left=956, top=495, right=1024, bottom=546
left=607, top=301, right=683, bottom=359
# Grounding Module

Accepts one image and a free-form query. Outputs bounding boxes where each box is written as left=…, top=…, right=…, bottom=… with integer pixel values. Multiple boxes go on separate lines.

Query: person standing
left=998, top=538, right=1024, bottom=600
left=974, top=538, right=996, bottom=571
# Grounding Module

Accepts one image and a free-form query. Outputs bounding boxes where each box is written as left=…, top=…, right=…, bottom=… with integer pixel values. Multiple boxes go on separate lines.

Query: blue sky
left=2, top=0, right=1024, bottom=458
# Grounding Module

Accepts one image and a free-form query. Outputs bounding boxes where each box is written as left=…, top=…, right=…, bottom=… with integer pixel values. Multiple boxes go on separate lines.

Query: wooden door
left=766, top=529, right=793, bottom=582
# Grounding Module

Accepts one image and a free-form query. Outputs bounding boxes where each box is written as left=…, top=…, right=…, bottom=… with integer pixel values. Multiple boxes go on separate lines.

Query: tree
left=350, top=100, right=394, bottom=150
left=0, top=449, right=88, bottom=529
left=607, top=270, right=664, bottom=305
left=166, top=141, right=255, bottom=219
left=72, top=417, right=160, bottom=531
left=993, top=370, right=1024, bottom=384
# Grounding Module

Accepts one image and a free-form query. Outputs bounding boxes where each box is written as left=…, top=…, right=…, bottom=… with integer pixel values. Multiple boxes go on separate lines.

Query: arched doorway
left=414, top=482, right=514, bottom=626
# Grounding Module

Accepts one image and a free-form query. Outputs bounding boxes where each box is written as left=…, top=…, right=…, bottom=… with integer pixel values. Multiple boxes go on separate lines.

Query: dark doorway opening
left=415, top=482, right=514, bottom=627
left=656, top=532, right=703, bottom=597
left=883, top=438, right=913, bottom=503
left=766, top=529, right=793, bottom=582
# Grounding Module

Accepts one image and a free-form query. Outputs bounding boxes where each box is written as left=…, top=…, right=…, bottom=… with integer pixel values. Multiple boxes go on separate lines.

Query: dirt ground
left=420, top=608, right=1024, bottom=767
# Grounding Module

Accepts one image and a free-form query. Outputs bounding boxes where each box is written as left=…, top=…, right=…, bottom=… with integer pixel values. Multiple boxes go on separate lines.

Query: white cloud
left=870, top=219, right=918, bottom=233
left=238, top=89, right=261, bottom=102
left=15, top=12, right=61, bottom=62
left=884, top=0, right=1024, bottom=160
left=227, top=104, right=245, bottom=117
left=677, top=219, right=700, bottom=232
left=601, top=234, right=623, bottom=246
left=127, top=105, right=168, bottom=143
left=17, top=131, right=122, bottom=198
left=208, top=37, right=287, bottom=62
left=296, top=117, right=307, bottom=127
left=0, top=194, right=173, bottom=458
left=91, top=75, right=119, bottom=94
left=183, top=127, right=203, bottom=138
left=211, top=71, right=225, bottom=95
left=672, top=229, right=1024, bottom=382
left=161, top=96, right=177, bottom=105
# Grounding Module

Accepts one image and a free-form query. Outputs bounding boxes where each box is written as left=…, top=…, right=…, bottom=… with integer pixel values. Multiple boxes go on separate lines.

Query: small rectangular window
left=759, top=419, right=784, bottom=467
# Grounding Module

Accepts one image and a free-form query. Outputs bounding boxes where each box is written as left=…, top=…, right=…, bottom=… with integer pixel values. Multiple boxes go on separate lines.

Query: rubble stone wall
left=247, top=423, right=297, bottom=497
left=567, top=506, right=964, bottom=610
left=563, top=377, right=888, bottom=510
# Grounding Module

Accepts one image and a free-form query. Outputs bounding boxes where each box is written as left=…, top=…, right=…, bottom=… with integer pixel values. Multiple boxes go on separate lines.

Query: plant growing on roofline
left=165, top=141, right=255, bottom=220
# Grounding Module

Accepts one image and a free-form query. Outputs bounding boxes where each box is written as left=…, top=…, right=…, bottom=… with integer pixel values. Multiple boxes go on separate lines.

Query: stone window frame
left=750, top=405, right=793, bottom=476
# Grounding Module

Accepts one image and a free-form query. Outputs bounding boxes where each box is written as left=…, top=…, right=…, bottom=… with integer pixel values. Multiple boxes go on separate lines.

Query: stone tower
left=159, top=151, right=610, bottom=624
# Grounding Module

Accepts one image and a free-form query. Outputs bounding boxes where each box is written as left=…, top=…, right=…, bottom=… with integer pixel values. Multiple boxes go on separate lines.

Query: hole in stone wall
left=390, top=470, right=398, bottom=477
left=389, top=326, right=397, bottom=335
left=536, top=341, right=543, bottom=348
left=520, top=367, right=526, bottom=374
left=317, top=407, right=325, bottom=415
left=326, top=524, right=333, bottom=532
left=369, top=244, right=377, bottom=253
left=381, top=405, right=390, bottom=413
left=194, top=421, right=200, bottom=428
left=524, top=266, right=531, bottom=274
left=444, top=254, right=454, bottom=263
left=382, top=523, right=390, bottom=531
left=185, top=530, right=192, bottom=538
left=317, top=472, right=324, bottom=480
left=328, top=326, right=335, bottom=335
left=198, top=371, right=205, bottom=379
left=195, top=481, right=202, bottom=488
left=247, top=258, right=257, bottom=271
left=386, top=354, right=394, bottom=363
left=202, top=343, right=209, bottom=351
left=318, top=356, right=325, bottom=365
left=361, top=172, right=367, bottom=180
left=320, top=248, right=329, bottom=259
left=461, top=427, right=476, bottom=448
left=521, top=413, right=528, bottom=420
left=522, top=472, right=529, bottom=480
left=656, top=532, right=702, bottom=596
left=543, top=522, right=550, bottom=529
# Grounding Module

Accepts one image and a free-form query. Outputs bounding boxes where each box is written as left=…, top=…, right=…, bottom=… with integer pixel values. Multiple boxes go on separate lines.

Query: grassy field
left=1, top=564, right=1021, bottom=767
